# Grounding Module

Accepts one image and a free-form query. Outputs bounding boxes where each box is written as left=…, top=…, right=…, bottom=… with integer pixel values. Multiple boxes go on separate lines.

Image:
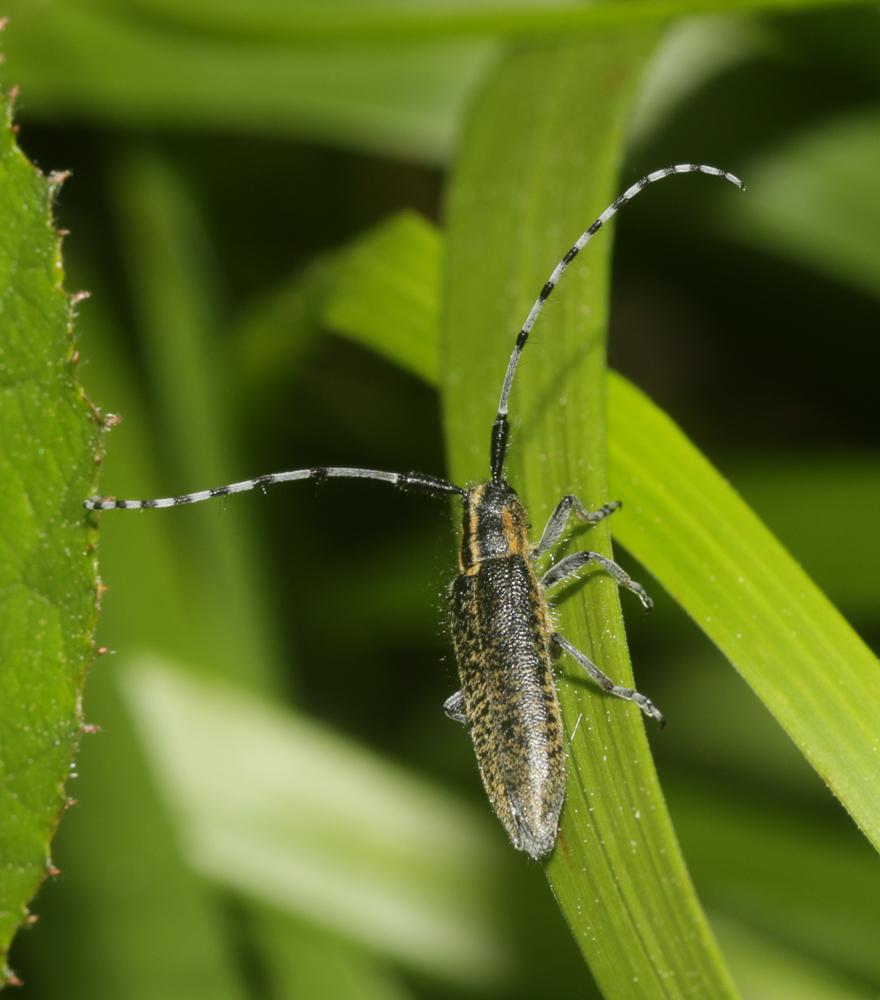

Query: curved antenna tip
left=488, top=160, right=746, bottom=478
left=713, top=166, right=745, bottom=190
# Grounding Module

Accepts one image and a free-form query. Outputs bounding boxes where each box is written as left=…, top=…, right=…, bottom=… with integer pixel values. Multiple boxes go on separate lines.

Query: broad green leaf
left=442, top=40, right=738, bottom=998
left=122, top=659, right=512, bottom=989
left=0, top=94, right=101, bottom=979
left=728, top=109, right=880, bottom=300
left=1, top=2, right=493, bottom=164
left=321, top=201, right=880, bottom=854
left=627, top=16, right=765, bottom=145
left=110, top=0, right=855, bottom=42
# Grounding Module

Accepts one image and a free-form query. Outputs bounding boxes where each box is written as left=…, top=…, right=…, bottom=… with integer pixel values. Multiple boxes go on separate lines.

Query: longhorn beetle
left=86, top=163, right=743, bottom=859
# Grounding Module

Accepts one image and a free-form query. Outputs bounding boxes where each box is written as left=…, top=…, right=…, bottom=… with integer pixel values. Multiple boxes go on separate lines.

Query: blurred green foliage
left=2, top=2, right=879, bottom=998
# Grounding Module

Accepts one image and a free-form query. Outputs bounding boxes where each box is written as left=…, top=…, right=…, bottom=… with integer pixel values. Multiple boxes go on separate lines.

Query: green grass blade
left=442, top=40, right=738, bottom=997
left=324, top=211, right=442, bottom=384
left=110, top=149, right=280, bottom=690
left=321, top=210, right=443, bottom=383
left=0, top=93, right=101, bottom=980
left=606, top=374, right=880, bottom=851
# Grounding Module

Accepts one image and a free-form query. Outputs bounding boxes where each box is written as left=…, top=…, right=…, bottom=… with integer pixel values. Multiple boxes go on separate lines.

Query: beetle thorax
left=458, top=480, right=531, bottom=574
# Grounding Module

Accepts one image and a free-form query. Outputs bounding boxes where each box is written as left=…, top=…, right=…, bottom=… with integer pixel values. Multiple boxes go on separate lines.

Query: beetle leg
left=553, top=633, right=664, bottom=727
left=443, top=690, right=467, bottom=724
left=531, top=495, right=620, bottom=558
left=541, top=550, right=652, bottom=610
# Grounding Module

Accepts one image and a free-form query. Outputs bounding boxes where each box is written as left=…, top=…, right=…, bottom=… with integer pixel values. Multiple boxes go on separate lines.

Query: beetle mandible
left=86, top=163, right=743, bottom=858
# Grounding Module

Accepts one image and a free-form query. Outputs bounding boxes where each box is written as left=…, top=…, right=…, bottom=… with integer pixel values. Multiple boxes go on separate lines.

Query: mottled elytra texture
left=451, top=482, right=564, bottom=859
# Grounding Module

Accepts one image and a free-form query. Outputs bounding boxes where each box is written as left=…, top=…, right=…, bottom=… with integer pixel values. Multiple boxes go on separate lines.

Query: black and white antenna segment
left=85, top=163, right=743, bottom=512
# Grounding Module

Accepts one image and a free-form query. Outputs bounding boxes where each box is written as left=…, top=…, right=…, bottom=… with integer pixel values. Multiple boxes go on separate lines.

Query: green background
left=1, top=2, right=879, bottom=997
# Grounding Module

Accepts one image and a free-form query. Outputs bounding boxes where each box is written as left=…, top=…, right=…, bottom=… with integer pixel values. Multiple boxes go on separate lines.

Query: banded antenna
left=85, top=163, right=742, bottom=513
left=488, top=163, right=744, bottom=481
left=84, top=467, right=463, bottom=510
